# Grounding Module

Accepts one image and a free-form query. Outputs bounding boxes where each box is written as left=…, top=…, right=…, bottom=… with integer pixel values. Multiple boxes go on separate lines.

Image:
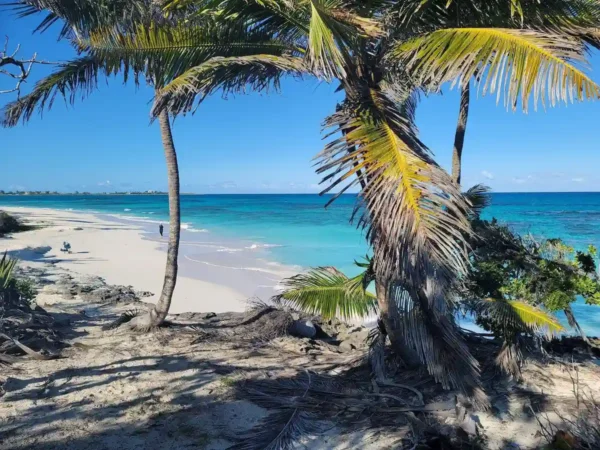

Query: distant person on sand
left=159, top=224, right=164, bottom=237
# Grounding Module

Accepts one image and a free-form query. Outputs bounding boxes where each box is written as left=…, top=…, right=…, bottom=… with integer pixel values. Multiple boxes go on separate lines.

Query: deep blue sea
left=2, top=192, right=600, bottom=334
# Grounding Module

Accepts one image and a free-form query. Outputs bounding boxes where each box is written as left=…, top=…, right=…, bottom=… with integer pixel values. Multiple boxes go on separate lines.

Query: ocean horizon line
left=2, top=190, right=600, bottom=196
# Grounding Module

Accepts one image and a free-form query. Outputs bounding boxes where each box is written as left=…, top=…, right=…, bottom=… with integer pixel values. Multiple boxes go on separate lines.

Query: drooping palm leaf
left=275, top=266, right=377, bottom=321
left=317, top=89, right=471, bottom=285
left=392, top=281, right=485, bottom=401
left=0, top=252, right=17, bottom=290
left=394, top=27, right=600, bottom=111
left=472, top=298, right=564, bottom=337
left=165, top=0, right=379, bottom=78
left=84, top=21, right=299, bottom=88
left=464, top=183, right=491, bottom=220
left=4, top=0, right=157, bottom=38
left=153, top=54, right=306, bottom=115
left=1, top=56, right=105, bottom=126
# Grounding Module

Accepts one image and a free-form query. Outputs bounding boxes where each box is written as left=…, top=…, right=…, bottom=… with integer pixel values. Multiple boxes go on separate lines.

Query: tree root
left=0, top=332, right=55, bottom=361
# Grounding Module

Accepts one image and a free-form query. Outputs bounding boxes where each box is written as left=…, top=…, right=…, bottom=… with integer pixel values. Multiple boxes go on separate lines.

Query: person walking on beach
left=159, top=224, right=164, bottom=237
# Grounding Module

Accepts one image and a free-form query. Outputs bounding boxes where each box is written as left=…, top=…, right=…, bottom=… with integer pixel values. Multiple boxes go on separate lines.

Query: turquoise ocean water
left=2, top=192, right=600, bottom=334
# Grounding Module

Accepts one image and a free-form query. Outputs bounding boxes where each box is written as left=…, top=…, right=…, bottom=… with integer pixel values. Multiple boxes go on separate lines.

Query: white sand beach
left=0, top=206, right=296, bottom=314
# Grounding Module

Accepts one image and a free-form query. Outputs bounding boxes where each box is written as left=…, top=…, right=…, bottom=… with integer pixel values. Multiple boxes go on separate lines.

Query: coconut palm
left=1, top=1, right=299, bottom=329
left=142, top=0, right=599, bottom=394
left=4, top=0, right=600, bottom=394
left=398, top=0, right=600, bottom=184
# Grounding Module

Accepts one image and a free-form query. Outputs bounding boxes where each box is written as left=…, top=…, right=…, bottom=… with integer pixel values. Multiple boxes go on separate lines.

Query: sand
left=0, top=206, right=294, bottom=314
left=2, top=207, right=600, bottom=449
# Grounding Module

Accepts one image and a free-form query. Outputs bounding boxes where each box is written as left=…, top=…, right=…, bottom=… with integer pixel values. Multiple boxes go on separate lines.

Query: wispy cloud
left=572, top=177, right=585, bottom=183
left=97, top=180, right=111, bottom=186
left=481, top=170, right=494, bottom=180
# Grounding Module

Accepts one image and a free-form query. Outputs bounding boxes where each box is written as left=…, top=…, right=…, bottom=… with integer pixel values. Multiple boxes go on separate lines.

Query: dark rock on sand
left=49, top=274, right=153, bottom=304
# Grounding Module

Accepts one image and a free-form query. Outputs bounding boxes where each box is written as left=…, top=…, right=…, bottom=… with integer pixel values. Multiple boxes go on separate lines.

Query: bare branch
left=0, top=36, right=58, bottom=98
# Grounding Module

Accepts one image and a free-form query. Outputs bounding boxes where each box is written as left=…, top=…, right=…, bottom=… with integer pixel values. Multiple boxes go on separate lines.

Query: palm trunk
left=564, top=306, right=590, bottom=345
left=375, top=280, right=421, bottom=368
left=452, top=83, right=470, bottom=185
left=150, top=109, right=181, bottom=326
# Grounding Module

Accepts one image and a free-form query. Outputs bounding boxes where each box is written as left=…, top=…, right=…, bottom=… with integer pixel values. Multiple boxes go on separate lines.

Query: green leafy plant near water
left=0, top=211, right=35, bottom=237
left=0, top=253, right=36, bottom=306
left=466, top=218, right=600, bottom=343
left=277, top=188, right=600, bottom=376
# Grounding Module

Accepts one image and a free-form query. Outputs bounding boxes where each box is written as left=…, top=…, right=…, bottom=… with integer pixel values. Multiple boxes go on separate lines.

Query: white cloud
left=97, top=180, right=111, bottom=186
left=572, top=177, right=585, bottom=183
left=481, top=170, right=494, bottom=180
left=512, top=177, right=527, bottom=184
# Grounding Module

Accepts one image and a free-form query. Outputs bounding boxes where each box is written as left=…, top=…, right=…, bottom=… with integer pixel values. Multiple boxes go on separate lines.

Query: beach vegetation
left=2, top=0, right=600, bottom=395
left=0, top=253, right=36, bottom=306
left=0, top=211, right=35, bottom=237
left=1, top=1, right=289, bottom=330
left=276, top=251, right=563, bottom=378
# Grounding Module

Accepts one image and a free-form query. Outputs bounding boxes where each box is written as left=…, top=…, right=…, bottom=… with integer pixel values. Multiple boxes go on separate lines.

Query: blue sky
left=2, top=12, right=600, bottom=193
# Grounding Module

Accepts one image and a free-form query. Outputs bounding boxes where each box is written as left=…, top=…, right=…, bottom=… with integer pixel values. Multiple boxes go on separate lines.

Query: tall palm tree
left=4, top=0, right=600, bottom=394
left=1, top=1, right=298, bottom=329
left=401, top=0, right=600, bottom=184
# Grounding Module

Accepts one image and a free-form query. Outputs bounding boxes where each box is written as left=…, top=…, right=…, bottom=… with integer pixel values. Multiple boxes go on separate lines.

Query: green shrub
left=0, top=211, right=34, bottom=237
left=0, top=253, right=37, bottom=307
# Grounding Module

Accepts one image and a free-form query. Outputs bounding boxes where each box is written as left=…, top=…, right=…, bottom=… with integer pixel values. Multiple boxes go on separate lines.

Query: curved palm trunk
left=149, top=109, right=181, bottom=326
left=564, top=305, right=590, bottom=345
left=452, top=83, right=470, bottom=185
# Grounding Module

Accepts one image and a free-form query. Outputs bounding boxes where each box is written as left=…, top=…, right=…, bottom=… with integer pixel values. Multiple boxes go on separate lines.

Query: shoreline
left=0, top=206, right=298, bottom=314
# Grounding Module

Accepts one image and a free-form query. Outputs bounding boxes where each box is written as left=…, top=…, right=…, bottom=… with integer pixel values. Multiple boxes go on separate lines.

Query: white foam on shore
left=184, top=254, right=287, bottom=275
left=216, top=243, right=282, bottom=253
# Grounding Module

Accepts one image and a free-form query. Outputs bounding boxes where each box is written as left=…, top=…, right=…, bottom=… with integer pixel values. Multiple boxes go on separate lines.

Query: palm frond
left=395, top=27, right=600, bottom=111
left=307, top=0, right=380, bottom=78
left=153, top=54, right=306, bottom=116
left=5, top=0, right=156, bottom=39
left=229, top=371, right=336, bottom=450
left=0, top=252, right=17, bottom=290
left=275, top=266, right=377, bottom=321
left=1, top=56, right=105, bottom=127
left=317, top=89, right=471, bottom=285
left=85, top=21, right=300, bottom=88
left=473, top=298, right=564, bottom=337
left=392, top=282, right=485, bottom=401
left=464, top=184, right=491, bottom=220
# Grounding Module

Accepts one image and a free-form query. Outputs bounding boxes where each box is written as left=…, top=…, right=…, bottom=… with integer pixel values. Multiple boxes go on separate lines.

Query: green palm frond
left=154, top=54, right=306, bottom=115
left=395, top=27, right=600, bottom=111
left=275, top=266, right=378, bottom=321
left=5, top=0, right=155, bottom=38
left=306, top=0, right=380, bottom=78
left=0, top=252, right=17, bottom=290
left=473, top=298, right=564, bottom=337
left=85, top=21, right=299, bottom=88
left=317, top=89, right=471, bottom=284
left=1, top=56, right=104, bottom=127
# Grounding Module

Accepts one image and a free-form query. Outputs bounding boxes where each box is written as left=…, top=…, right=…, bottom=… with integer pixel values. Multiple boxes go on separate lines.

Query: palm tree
left=4, top=0, right=599, bottom=394
left=144, top=0, right=599, bottom=394
left=1, top=1, right=297, bottom=329
left=401, top=0, right=600, bottom=184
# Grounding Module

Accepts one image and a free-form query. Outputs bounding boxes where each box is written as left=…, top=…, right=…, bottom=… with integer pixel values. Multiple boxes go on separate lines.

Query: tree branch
left=0, top=36, right=58, bottom=98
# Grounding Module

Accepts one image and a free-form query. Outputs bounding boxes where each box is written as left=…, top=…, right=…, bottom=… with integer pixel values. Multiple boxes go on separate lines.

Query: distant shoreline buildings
left=0, top=190, right=170, bottom=196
